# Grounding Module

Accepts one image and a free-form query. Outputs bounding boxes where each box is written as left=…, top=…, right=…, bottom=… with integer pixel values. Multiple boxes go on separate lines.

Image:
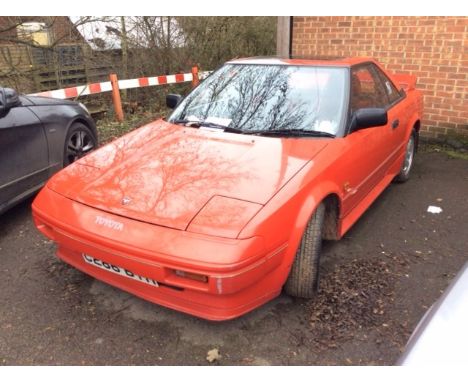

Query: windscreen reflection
left=169, top=64, right=347, bottom=135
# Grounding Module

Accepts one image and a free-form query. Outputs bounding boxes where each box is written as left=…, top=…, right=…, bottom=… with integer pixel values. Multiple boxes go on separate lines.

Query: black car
left=0, top=87, right=97, bottom=214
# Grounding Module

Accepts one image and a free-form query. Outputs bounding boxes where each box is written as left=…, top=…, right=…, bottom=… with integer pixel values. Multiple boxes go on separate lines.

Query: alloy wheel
left=66, top=129, right=95, bottom=165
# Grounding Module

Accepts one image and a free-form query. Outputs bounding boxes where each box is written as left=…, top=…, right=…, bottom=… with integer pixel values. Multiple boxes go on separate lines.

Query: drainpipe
left=289, top=16, right=293, bottom=58
left=276, top=16, right=292, bottom=57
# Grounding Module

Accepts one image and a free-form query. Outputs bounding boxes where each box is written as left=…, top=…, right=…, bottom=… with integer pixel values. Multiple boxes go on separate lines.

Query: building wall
left=0, top=16, right=86, bottom=45
left=291, top=16, right=467, bottom=139
left=0, top=17, right=99, bottom=93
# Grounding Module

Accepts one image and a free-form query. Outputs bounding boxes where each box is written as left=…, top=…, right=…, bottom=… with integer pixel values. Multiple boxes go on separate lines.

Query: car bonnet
left=47, top=119, right=329, bottom=231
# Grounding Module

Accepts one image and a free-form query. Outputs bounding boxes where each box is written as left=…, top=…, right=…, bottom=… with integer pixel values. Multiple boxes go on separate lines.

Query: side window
left=350, top=65, right=388, bottom=111
left=372, top=65, right=402, bottom=105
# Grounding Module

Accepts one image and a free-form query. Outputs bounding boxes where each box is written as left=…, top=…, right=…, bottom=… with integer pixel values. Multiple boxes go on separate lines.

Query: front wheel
left=284, top=203, right=325, bottom=298
left=63, top=122, right=97, bottom=167
left=394, top=130, right=417, bottom=183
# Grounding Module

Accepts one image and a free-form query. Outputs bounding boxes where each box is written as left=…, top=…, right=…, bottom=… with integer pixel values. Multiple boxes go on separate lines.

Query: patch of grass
left=419, top=143, right=442, bottom=153
left=420, top=142, right=468, bottom=160
left=97, top=110, right=165, bottom=145
left=445, top=150, right=468, bottom=160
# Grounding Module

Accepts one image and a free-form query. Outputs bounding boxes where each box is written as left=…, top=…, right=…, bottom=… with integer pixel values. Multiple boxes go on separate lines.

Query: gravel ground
left=0, top=148, right=467, bottom=365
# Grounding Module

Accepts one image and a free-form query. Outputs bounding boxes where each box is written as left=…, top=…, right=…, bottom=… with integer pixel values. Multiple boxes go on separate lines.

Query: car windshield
left=169, top=64, right=347, bottom=136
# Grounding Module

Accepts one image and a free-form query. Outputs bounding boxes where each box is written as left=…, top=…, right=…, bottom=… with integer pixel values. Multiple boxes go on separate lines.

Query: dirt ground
left=0, top=148, right=467, bottom=366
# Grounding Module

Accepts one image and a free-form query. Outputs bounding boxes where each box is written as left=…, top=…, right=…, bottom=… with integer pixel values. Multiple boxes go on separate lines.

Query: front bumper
left=32, top=186, right=287, bottom=320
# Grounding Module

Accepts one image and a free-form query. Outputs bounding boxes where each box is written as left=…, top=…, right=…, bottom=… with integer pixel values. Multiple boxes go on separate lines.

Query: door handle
left=392, top=119, right=400, bottom=129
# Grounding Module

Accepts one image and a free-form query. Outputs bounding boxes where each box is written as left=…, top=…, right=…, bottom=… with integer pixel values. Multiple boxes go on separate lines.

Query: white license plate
left=82, top=254, right=159, bottom=287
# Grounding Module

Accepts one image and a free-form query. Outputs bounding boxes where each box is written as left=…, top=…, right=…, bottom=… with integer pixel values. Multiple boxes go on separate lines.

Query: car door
left=372, top=64, right=409, bottom=166
left=339, top=63, right=395, bottom=217
left=0, top=100, right=49, bottom=208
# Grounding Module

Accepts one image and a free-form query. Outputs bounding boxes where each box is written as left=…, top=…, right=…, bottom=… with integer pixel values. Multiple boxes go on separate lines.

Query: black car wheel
left=64, top=122, right=97, bottom=166
left=284, top=203, right=325, bottom=298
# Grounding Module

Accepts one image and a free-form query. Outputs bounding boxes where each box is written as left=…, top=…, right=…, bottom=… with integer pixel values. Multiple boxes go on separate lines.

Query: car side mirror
left=351, top=108, right=388, bottom=132
left=0, top=87, right=20, bottom=116
left=166, top=94, right=182, bottom=109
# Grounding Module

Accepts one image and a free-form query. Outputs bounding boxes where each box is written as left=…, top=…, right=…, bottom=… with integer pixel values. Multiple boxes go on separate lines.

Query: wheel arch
left=66, top=116, right=98, bottom=142
left=282, top=186, right=342, bottom=292
left=412, top=119, right=421, bottom=152
left=321, top=193, right=341, bottom=240
left=289, top=184, right=343, bottom=259
left=406, top=115, right=420, bottom=152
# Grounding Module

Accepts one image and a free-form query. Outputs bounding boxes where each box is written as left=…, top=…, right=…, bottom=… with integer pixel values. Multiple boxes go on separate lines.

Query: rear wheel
left=284, top=203, right=325, bottom=298
left=394, top=130, right=417, bottom=183
left=63, top=122, right=97, bottom=167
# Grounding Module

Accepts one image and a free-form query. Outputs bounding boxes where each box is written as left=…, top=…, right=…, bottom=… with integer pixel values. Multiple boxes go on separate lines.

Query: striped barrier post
left=109, top=73, right=124, bottom=122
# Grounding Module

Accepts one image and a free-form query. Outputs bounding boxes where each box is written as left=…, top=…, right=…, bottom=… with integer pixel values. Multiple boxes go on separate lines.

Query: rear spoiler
left=391, top=74, right=417, bottom=91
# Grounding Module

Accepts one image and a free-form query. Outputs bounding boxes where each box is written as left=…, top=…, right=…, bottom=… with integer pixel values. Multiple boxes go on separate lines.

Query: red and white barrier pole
left=28, top=70, right=213, bottom=101
left=110, top=73, right=124, bottom=122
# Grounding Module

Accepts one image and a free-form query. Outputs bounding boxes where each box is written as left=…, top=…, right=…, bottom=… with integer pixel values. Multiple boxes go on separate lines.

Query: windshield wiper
left=171, top=118, right=200, bottom=125
left=170, top=119, right=244, bottom=134
left=244, top=129, right=336, bottom=138
left=171, top=120, right=334, bottom=137
left=199, top=121, right=234, bottom=130
left=198, top=122, right=245, bottom=134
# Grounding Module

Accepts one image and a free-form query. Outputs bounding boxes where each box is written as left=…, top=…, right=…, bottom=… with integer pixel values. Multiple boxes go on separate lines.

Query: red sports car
left=32, top=57, right=423, bottom=320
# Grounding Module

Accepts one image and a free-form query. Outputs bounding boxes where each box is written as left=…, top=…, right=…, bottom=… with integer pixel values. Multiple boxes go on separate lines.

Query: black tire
left=284, top=203, right=326, bottom=298
left=394, top=129, right=417, bottom=183
left=63, top=122, right=97, bottom=167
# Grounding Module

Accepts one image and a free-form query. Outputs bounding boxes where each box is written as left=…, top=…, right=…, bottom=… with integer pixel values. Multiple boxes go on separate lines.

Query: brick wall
left=291, top=16, right=467, bottom=139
